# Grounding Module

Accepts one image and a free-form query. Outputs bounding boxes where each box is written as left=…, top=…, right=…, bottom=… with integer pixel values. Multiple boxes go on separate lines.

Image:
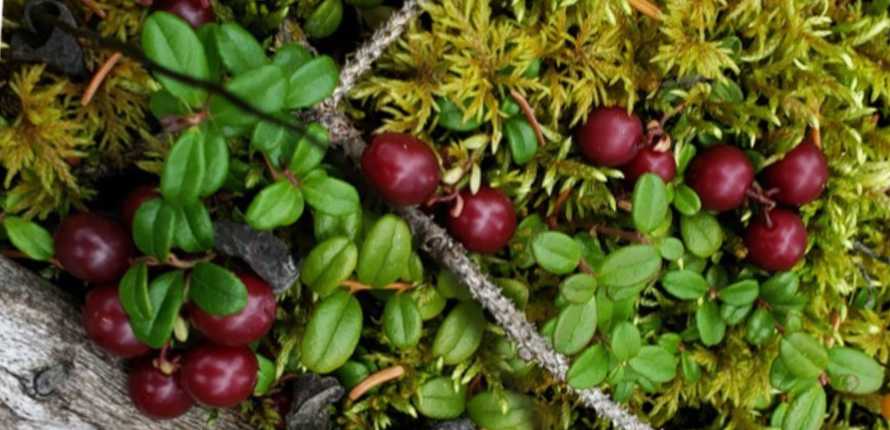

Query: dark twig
left=853, top=241, right=890, bottom=265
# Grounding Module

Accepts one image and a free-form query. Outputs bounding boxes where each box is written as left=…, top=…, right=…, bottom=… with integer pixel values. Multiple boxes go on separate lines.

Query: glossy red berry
left=155, top=0, right=214, bottom=28
left=576, top=106, right=643, bottom=167
left=121, top=185, right=160, bottom=229
left=55, top=213, right=134, bottom=284
left=180, top=344, right=258, bottom=408
left=361, top=133, right=441, bottom=206
left=744, top=208, right=807, bottom=272
left=623, top=147, right=677, bottom=184
left=128, top=361, right=193, bottom=420
left=761, top=140, right=828, bottom=206
left=447, top=187, right=517, bottom=253
left=190, top=273, right=276, bottom=346
left=686, top=144, right=754, bottom=212
left=83, top=286, right=150, bottom=358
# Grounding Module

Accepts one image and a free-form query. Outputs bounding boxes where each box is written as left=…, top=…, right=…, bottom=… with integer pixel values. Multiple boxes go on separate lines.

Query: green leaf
left=288, top=123, right=329, bottom=176
left=132, top=198, right=176, bottom=260
left=770, top=357, right=800, bottom=393
left=710, top=79, right=744, bottom=103
left=305, top=0, right=343, bottom=38
left=301, top=236, right=358, bottom=297
left=782, top=385, right=826, bottom=430
left=173, top=201, right=214, bottom=253
left=412, top=286, right=446, bottom=321
left=251, top=120, right=292, bottom=154
left=432, top=302, right=485, bottom=365
left=141, top=12, right=208, bottom=107
left=598, top=245, right=661, bottom=290
left=567, top=344, right=609, bottom=389
left=357, top=215, right=412, bottom=287
left=335, top=360, right=369, bottom=389
left=611, top=322, right=642, bottom=361
left=657, top=237, right=685, bottom=261
left=301, top=290, right=363, bottom=373
left=189, top=262, right=248, bottom=316
left=245, top=181, right=304, bottom=230
left=680, top=212, right=723, bottom=258
left=468, top=391, right=535, bottom=430
left=285, top=56, right=339, bottom=109
left=4, top=217, right=53, bottom=261
left=681, top=351, right=701, bottom=382
left=559, top=274, right=597, bottom=304
left=436, top=98, right=482, bottom=132
left=718, top=279, right=759, bottom=306
left=510, top=214, right=547, bottom=269
left=303, top=176, right=360, bottom=216
left=129, top=271, right=186, bottom=348
left=721, top=302, right=752, bottom=326
left=414, top=377, right=466, bottom=420
left=780, top=333, right=829, bottom=380
left=661, top=270, right=709, bottom=300
left=761, top=272, right=800, bottom=306
left=504, top=116, right=538, bottom=165
left=632, top=173, right=669, bottom=233
left=629, top=346, right=677, bottom=383
left=746, top=307, right=776, bottom=346
left=161, top=129, right=206, bottom=204
left=209, top=65, right=287, bottom=127
left=195, top=24, right=222, bottom=81
left=313, top=209, right=361, bottom=242
left=149, top=90, right=190, bottom=119
left=552, top=296, right=597, bottom=355
left=214, top=22, right=268, bottom=74
left=200, top=125, right=229, bottom=197
left=826, top=347, right=885, bottom=394
left=531, top=231, right=581, bottom=275
left=673, top=184, right=702, bottom=216
left=383, top=293, right=423, bottom=349
left=696, top=300, right=726, bottom=346
left=118, top=263, right=151, bottom=321
left=401, top=252, right=424, bottom=283
left=273, top=43, right=312, bottom=70
left=254, top=354, right=276, bottom=396
left=437, top=270, right=472, bottom=301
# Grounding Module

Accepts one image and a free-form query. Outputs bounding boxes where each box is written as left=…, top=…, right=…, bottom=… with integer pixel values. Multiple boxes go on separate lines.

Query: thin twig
left=348, top=365, right=406, bottom=401
left=628, top=0, right=662, bottom=20
left=810, top=127, right=822, bottom=149
left=81, top=52, right=121, bottom=106
left=547, top=189, right=573, bottom=229
left=591, top=225, right=649, bottom=244
left=853, top=241, right=890, bottom=265
left=341, top=280, right=414, bottom=294
left=510, top=89, right=547, bottom=148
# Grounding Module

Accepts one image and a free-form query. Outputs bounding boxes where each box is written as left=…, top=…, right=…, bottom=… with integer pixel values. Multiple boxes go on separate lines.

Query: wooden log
left=0, top=256, right=251, bottom=430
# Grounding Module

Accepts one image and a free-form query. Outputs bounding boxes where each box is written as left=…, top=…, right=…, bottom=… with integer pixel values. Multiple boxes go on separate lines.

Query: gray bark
left=0, top=256, right=251, bottom=430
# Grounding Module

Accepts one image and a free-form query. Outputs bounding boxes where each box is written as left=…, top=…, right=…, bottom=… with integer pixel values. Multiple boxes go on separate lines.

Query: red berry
left=155, top=0, right=214, bottom=28
left=128, top=360, right=193, bottom=420
left=83, top=286, right=150, bottom=358
left=744, top=208, right=807, bottom=272
left=55, top=213, right=134, bottom=284
left=576, top=106, right=643, bottom=167
left=361, top=133, right=441, bottom=206
left=623, top=147, right=677, bottom=184
left=180, top=344, right=258, bottom=408
left=686, top=144, right=754, bottom=212
left=121, top=186, right=160, bottom=229
left=190, top=273, right=276, bottom=346
left=761, top=140, right=828, bottom=206
left=447, top=187, right=517, bottom=253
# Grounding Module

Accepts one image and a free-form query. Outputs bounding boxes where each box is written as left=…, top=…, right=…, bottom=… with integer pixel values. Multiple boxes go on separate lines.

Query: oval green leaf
left=189, top=262, right=248, bottom=316
left=468, top=391, right=535, bottom=430
left=531, top=231, right=582, bottom=275
left=553, top=296, right=597, bottom=355
left=132, top=198, right=176, bottom=260
left=629, top=345, right=677, bottom=383
left=826, top=347, right=885, bottom=394
left=611, top=322, right=642, bottom=362
left=173, top=201, right=214, bottom=253
left=780, top=333, right=829, bottom=380
left=129, top=270, right=186, bottom=348
left=303, top=176, right=360, bottom=216
left=383, top=293, right=422, bottom=349
left=632, top=173, right=669, bottom=234
left=357, top=215, right=412, bottom=287
left=567, top=344, right=609, bottom=389
left=672, top=184, right=702, bottom=216
left=415, top=377, right=467, bottom=420
left=301, top=236, right=358, bottom=297
left=782, top=384, right=826, bottom=430
left=598, top=245, right=662, bottom=289
left=118, top=262, right=151, bottom=321
left=246, top=181, right=304, bottom=230
left=214, top=22, right=268, bottom=75
left=680, top=212, right=723, bottom=258
left=559, top=274, right=597, bottom=304
left=161, top=129, right=206, bottom=204
left=504, top=116, right=538, bottom=165
left=4, top=217, right=53, bottom=261
left=661, top=270, right=709, bottom=300
left=432, top=302, right=485, bottom=365
left=301, top=290, right=363, bottom=373
left=285, top=56, right=339, bottom=109
left=696, top=300, right=726, bottom=346
left=718, top=279, right=759, bottom=306
left=141, top=12, right=208, bottom=107
left=209, top=64, right=287, bottom=127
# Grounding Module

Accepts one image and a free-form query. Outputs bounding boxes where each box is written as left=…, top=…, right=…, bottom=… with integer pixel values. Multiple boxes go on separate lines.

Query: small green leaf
left=357, top=215, right=412, bottom=287
left=214, top=22, right=268, bottom=74
left=132, top=198, right=176, bottom=260
left=657, top=237, right=685, bottom=261
left=611, top=322, right=641, bottom=361
left=149, top=90, right=190, bottom=119
left=567, top=344, right=609, bottom=389
left=632, top=173, right=669, bottom=233
left=553, top=296, right=597, bottom=355
left=273, top=43, right=312, bottom=70
left=468, top=391, right=535, bottom=430
left=412, top=286, right=446, bottom=321
left=401, top=252, right=424, bottom=283
left=383, top=293, right=423, bottom=349
left=718, top=279, right=759, bottom=306
left=4, top=217, right=53, bottom=261
left=629, top=346, right=677, bottom=383
left=432, top=302, right=485, bottom=365
left=495, top=278, right=528, bottom=309
left=746, top=307, right=776, bottom=346
left=437, top=270, right=472, bottom=301
left=415, top=378, right=466, bottom=419
left=436, top=98, right=482, bottom=132
left=673, top=184, right=702, bottom=216
left=761, top=272, right=800, bottom=306
left=782, top=385, right=826, bottom=430
left=680, top=212, right=723, bottom=258
left=680, top=351, right=701, bottom=382
left=504, top=116, right=538, bottom=165
left=254, top=354, right=276, bottom=396
left=285, top=56, right=339, bottom=109
left=173, top=201, right=214, bottom=253
left=245, top=181, right=304, bottom=230
left=251, top=120, right=291, bottom=154
left=709, top=79, right=744, bottom=103
left=598, top=245, right=662, bottom=290
left=301, top=290, right=363, bottom=373
left=118, top=263, right=151, bottom=321
left=189, top=262, right=248, bottom=316
left=209, top=65, right=287, bottom=127
left=826, top=347, right=885, bottom=394
left=129, top=271, right=186, bottom=348
left=313, top=209, right=361, bottom=241
left=200, top=125, right=229, bottom=197
left=195, top=24, right=222, bottom=81
left=301, top=236, right=357, bottom=297
left=141, top=12, right=208, bottom=107
left=531, top=231, right=581, bottom=275
left=288, top=123, right=329, bottom=176
left=696, top=300, right=726, bottom=346
left=305, top=0, right=343, bottom=38
left=161, top=129, right=206, bottom=203
left=335, top=360, right=369, bottom=389
left=661, top=270, right=709, bottom=300
left=780, top=333, right=829, bottom=380
left=721, top=302, right=752, bottom=326
left=559, top=274, right=597, bottom=304
left=302, top=176, right=360, bottom=216
left=510, top=214, right=547, bottom=269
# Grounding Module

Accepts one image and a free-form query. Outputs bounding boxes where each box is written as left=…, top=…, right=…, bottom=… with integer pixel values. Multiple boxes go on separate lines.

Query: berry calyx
left=447, top=187, right=517, bottom=253
left=744, top=208, right=807, bottom=272
left=121, top=185, right=160, bottom=229
left=623, top=147, right=677, bottom=184
left=576, top=106, right=643, bottom=167
left=55, top=213, right=134, bottom=284
left=128, top=360, right=193, bottom=420
left=761, top=138, right=828, bottom=206
left=686, top=144, right=754, bottom=212
left=361, top=133, right=441, bottom=206
left=154, top=0, right=214, bottom=28
left=83, top=286, right=151, bottom=358
left=180, top=344, right=258, bottom=408
left=190, top=273, right=276, bottom=346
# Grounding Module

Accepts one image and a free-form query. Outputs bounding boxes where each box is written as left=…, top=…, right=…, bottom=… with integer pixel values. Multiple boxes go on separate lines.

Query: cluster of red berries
left=59, top=187, right=276, bottom=420
left=362, top=132, right=517, bottom=254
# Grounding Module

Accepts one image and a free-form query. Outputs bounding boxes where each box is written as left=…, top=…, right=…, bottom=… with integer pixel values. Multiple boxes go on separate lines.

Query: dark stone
left=213, top=221, right=299, bottom=294
left=10, top=0, right=88, bottom=79
left=429, top=419, right=476, bottom=430
left=286, top=374, right=345, bottom=430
